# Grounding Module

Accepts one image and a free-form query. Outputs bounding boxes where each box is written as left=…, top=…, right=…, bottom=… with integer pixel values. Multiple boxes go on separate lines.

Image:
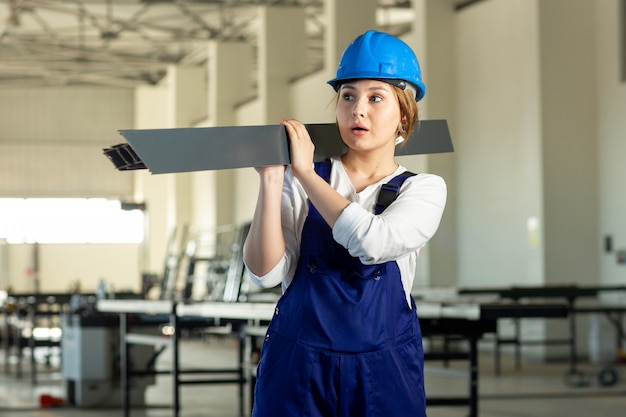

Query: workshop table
left=97, top=298, right=569, bottom=417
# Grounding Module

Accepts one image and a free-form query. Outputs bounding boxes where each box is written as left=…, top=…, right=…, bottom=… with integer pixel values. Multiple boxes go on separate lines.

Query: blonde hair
left=393, top=85, right=419, bottom=144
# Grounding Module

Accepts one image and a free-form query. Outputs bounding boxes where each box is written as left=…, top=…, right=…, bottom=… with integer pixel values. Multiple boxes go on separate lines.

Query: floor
left=1, top=336, right=625, bottom=417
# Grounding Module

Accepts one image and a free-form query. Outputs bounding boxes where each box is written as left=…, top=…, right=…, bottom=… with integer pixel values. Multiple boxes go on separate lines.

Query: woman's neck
left=340, top=153, right=399, bottom=192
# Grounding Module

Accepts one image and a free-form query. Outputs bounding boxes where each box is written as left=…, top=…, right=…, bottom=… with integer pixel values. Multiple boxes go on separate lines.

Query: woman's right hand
left=280, top=118, right=315, bottom=180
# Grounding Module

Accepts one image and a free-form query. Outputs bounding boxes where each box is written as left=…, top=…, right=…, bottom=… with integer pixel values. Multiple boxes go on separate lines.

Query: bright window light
left=0, top=198, right=144, bottom=244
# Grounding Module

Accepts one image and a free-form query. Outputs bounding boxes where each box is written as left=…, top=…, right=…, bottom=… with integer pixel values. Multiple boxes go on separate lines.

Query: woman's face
left=336, top=79, right=402, bottom=153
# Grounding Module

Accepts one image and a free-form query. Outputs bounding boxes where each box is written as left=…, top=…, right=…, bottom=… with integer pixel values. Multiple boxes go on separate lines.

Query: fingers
left=281, top=118, right=307, bottom=138
left=280, top=118, right=314, bottom=177
left=281, top=118, right=312, bottom=145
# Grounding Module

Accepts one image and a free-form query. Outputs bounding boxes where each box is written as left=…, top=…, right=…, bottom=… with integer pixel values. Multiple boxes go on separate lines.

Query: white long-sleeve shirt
left=244, top=156, right=447, bottom=307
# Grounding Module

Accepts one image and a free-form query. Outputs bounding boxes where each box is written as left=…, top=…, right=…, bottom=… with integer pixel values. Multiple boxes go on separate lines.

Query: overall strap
left=314, top=160, right=416, bottom=214
left=313, top=160, right=331, bottom=182
left=308, top=160, right=332, bottom=215
left=375, top=171, right=417, bottom=214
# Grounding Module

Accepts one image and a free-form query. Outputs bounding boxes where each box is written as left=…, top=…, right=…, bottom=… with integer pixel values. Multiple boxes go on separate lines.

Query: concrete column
left=207, top=40, right=256, bottom=227
left=538, top=0, right=598, bottom=359
left=166, top=65, right=207, bottom=128
left=420, top=0, right=458, bottom=288
left=231, top=6, right=311, bottom=229
left=208, top=41, right=254, bottom=126
left=164, top=66, right=207, bottom=233
left=135, top=66, right=208, bottom=277
left=257, top=6, right=307, bottom=123
left=134, top=84, right=170, bottom=276
left=538, top=0, right=598, bottom=288
left=324, top=0, right=376, bottom=74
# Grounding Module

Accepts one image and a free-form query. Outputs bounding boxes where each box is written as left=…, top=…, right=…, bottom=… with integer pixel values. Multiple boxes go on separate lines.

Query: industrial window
left=0, top=198, right=143, bottom=244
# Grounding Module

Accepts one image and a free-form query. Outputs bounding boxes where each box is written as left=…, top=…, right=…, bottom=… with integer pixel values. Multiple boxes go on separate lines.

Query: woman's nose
left=352, top=100, right=366, bottom=118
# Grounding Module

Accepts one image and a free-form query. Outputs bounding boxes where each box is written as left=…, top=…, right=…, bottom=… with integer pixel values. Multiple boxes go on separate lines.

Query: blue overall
left=252, top=162, right=426, bottom=417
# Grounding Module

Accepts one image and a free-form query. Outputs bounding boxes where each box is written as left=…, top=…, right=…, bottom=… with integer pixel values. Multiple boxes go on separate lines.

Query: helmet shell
left=327, top=30, right=426, bottom=101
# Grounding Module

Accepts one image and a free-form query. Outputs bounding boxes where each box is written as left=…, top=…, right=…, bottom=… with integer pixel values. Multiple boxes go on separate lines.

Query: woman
left=243, top=30, right=447, bottom=417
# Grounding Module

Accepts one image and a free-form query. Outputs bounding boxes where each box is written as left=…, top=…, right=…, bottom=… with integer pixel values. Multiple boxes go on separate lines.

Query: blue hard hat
left=327, top=30, right=426, bottom=101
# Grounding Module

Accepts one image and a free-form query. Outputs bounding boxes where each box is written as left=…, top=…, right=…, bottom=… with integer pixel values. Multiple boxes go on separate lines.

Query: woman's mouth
left=350, top=125, right=369, bottom=135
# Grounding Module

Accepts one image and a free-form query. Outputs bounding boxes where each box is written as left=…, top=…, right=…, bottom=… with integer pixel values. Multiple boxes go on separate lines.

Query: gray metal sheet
left=116, top=120, right=453, bottom=174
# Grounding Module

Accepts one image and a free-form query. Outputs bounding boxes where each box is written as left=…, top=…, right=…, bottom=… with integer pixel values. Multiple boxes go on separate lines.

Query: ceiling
left=0, top=0, right=417, bottom=89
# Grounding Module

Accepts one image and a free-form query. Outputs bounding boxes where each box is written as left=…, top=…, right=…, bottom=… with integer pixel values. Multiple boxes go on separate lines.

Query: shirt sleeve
left=332, top=173, right=447, bottom=265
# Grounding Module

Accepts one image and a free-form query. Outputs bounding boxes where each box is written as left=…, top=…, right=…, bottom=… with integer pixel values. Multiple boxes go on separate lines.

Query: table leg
left=121, top=313, right=130, bottom=417
left=468, top=335, right=479, bottom=417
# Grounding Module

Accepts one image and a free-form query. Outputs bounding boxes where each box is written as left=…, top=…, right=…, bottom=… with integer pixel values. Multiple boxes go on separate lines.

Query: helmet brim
left=327, top=76, right=425, bottom=101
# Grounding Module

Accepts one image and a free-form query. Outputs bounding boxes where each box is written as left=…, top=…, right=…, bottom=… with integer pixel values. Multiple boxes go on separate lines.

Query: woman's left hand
left=281, top=118, right=315, bottom=179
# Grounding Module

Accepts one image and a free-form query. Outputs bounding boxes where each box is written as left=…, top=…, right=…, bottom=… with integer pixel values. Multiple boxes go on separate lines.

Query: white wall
left=0, top=86, right=140, bottom=293
left=5, top=244, right=139, bottom=293
left=0, top=86, right=134, bottom=198
left=539, top=0, right=598, bottom=289
left=597, top=0, right=626, bottom=298
left=455, top=0, right=544, bottom=287
left=452, top=0, right=613, bottom=358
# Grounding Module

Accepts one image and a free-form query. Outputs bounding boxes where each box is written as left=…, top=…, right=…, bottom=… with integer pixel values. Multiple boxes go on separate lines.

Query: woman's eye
left=342, top=93, right=354, bottom=101
left=370, top=95, right=382, bottom=103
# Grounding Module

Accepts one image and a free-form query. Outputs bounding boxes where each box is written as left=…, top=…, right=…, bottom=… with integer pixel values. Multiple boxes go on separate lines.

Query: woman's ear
left=397, top=116, right=407, bottom=134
